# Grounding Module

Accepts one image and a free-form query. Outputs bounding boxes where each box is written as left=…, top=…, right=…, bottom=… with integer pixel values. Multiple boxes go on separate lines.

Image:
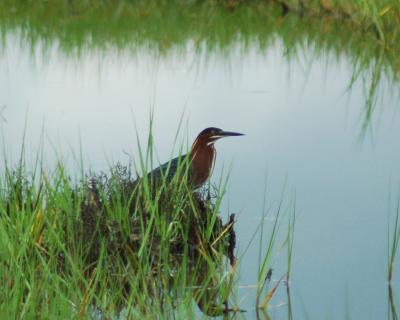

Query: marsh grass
left=255, top=191, right=296, bottom=316
left=271, top=0, right=400, bottom=33
left=388, top=197, right=400, bottom=282
left=0, top=152, right=239, bottom=317
left=388, top=194, right=400, bottom=319
left=0, top=126, right=297, bottom=318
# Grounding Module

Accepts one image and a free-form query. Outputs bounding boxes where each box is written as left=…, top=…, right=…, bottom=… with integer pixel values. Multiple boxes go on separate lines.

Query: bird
left=147, top=127, right=244, bottom=190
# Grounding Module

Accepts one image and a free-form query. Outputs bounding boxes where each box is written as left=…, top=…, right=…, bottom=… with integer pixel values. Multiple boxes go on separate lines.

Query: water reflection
left=1, top=2, right=399, bottom=133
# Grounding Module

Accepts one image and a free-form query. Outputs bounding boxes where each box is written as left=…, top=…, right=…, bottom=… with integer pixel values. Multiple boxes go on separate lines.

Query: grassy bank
left=1, top=0, right=399, bottom=55
left=0, top=164, right=235, bottom=317
left=269, top=0, right=400, bottom=39
left=0, top=131, right=294, bottom=318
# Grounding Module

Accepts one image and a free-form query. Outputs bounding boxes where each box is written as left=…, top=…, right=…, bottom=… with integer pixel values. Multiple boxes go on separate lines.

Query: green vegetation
left=0, top=166, right=234, bottom=317
left=1, top=0, right=398, bottom=60
left=388, top=195, right=400, bottom=319
left=256, top=189, right=295, bottom=318
left=0, top=133, right=293, bottom=318
left=270, top=0, right=400, bottom=37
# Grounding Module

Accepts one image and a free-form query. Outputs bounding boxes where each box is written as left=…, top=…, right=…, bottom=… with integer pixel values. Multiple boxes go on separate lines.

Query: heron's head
left=195, top=127, right=244, bottom=147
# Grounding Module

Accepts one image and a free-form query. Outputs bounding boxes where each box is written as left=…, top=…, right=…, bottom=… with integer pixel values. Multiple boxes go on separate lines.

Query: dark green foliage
left=0, top=162, right=237, bottom=317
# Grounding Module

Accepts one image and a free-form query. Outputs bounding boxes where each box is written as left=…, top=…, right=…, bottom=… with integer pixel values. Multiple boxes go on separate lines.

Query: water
left=1, top=28, right=400, bottom=319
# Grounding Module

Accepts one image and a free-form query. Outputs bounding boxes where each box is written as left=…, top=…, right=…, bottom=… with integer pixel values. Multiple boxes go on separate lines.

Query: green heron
left=148, top=127, right=244, bottom=189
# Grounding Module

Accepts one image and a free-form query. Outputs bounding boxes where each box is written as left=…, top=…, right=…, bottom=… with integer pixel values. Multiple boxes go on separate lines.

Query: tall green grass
left=255, top=188, right=296, bottom=318
left=0, top=131, right=294, bottom=318
left=0, top=161, right=233, bottom=316
left=388, top=193, right=400, bottom=320
left=272, top=0, right=400, bottom=35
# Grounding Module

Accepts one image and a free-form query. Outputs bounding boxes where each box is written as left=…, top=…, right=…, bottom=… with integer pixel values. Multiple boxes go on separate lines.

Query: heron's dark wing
left=147, top=154, right=190, bottom=184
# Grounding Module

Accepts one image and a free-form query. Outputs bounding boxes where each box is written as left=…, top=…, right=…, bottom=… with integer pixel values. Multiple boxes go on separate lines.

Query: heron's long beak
left=218, top=130, right=244, bottom=137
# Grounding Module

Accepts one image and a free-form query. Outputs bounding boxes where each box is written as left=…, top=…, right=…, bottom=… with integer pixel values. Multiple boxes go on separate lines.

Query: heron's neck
left=190, top=138, right=215, bottom=161
left=190, top=139, right=216, bottom=172
left=189, top=140, right=216, bottom=187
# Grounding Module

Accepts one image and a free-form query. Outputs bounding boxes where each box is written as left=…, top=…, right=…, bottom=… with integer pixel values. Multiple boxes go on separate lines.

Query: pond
left=1, top=4, right=400, bottom=319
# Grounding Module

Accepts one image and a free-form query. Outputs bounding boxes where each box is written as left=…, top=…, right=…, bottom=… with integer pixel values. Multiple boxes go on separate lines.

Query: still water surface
left=1, top=32, right=400, bottom=319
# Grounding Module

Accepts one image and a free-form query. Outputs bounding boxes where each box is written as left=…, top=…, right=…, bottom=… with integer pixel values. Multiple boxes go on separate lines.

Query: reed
left=388, top=193, right=400, bottom=319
